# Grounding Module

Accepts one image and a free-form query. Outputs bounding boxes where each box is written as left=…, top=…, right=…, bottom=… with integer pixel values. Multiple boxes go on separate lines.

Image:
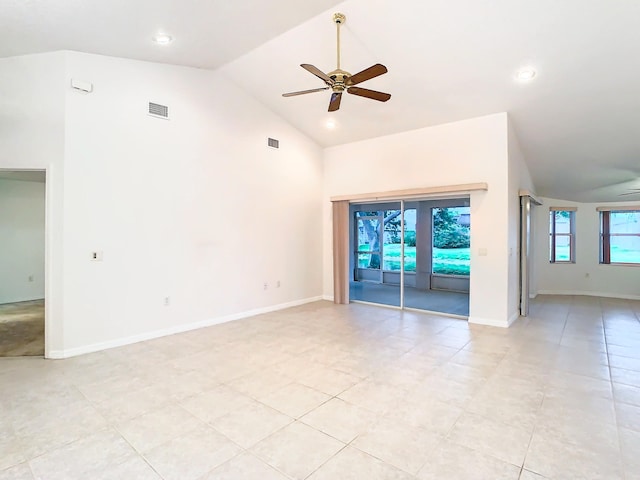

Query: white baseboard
left=468, top=312, right=519, bottom=328
left=529, top=292, right=538, bottom=299
left=322, top=295, right=334, bottom=302
left=536, top=290, right=640, bottom=301
left=47, top=296, right=324, bottom=359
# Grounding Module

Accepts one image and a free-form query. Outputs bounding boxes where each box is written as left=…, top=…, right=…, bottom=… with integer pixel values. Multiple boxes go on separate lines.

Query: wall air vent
left=148, top=102, right=169, bottom=119
left=267, top=137, right=280, bottom=149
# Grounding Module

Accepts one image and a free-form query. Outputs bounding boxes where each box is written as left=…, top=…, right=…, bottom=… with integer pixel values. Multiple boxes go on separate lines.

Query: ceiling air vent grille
left=148, top=102, right=169, bottom=119
left=267, top=138, right=280, bottom=149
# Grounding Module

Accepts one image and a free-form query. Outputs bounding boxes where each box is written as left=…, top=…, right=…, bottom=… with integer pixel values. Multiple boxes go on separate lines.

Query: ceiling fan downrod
left=333, top=13, right=346, bottom=70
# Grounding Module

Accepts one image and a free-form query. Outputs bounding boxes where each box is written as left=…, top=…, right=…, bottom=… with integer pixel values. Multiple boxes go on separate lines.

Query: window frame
left=549, top=208, right=576, bottom=264
left=599, top=209, right=640, bottom=266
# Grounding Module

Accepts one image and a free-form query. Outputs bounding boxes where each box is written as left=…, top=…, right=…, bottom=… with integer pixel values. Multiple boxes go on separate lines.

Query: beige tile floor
left=1, top=295, right=639, bottom=479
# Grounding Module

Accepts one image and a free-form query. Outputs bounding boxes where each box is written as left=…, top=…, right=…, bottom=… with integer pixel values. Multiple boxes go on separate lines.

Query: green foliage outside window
left=432, top=208, right=470, bottom=249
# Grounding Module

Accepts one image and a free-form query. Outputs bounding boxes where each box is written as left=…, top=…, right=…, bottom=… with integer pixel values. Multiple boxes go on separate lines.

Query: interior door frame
left=0, top=166, right=51, bottom=357
left=520, top=191, right=542, bottom=316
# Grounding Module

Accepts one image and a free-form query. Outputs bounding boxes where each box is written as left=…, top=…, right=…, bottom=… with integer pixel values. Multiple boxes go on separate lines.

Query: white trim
left=322, top=294, right=335, bottom=302
left=469, top=312, right=519, bottom=328
left=44, top=165, right=53, bottom=359
left=518, top=189, right=543, bottom=206
left=529, top=292, right=538, bottom=299
left=596, top=206, right=640, bottom=212
left=47, top=296, right=324, bottom=359
left=536, top=290, right=640, bottom=301
left=549, top=206, right=577, bottom=211
left=330, top=182, right=487, bottom=203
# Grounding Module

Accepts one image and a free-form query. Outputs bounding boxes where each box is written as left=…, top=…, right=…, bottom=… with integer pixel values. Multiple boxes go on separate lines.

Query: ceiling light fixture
left=515, top=66, right=537, bottom=82
left=325, top=119, right=337, bottom=129
left=152, top=34, right=174, bottom=45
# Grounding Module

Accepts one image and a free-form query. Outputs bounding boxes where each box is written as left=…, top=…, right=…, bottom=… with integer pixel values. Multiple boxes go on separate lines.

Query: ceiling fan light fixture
left=515, top=66, right=537, bottom=82
left=152, top=33, right=174, bottom=45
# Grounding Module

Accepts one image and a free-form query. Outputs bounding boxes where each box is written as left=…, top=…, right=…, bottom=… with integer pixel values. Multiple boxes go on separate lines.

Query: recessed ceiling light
left=325, top=119, right=337, bottom=130
left=515, top=66, right=537, bottom=82
left=152, top=34, right=174, bottom=45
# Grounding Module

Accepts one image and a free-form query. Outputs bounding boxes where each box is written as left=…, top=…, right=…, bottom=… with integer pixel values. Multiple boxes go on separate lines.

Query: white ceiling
left=0, top=0, right=342, bottom=69
left=2, top=0, right=640, bottom=202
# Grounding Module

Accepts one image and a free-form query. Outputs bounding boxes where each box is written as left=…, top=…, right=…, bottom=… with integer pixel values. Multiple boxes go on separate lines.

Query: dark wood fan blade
left=347, top=87, right=391, bottom=102
left=301, top=64, right=335, bottom=86
left=348, top=64, right=388, bottom=86
left=328, top=92, right=342, bottom=112
left=282, top=87, right=330, bottom=97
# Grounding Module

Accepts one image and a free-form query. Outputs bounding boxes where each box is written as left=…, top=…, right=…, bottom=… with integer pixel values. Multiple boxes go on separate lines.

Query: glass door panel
left=350, top=202, right=401, bottom=307
left=403, top=201, right=470, bottom=316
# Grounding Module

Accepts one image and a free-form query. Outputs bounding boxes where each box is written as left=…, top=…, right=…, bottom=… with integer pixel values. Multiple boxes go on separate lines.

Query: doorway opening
left=0, top=170, right=46, bottom=356
left=349, top=198, right=470, bottom=317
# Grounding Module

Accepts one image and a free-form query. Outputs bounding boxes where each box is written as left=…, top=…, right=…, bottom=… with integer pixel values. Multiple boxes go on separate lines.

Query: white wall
left=0, top=179, right=46, bottom=303
left=507, top=120, right=536, bottom=318
left=534, top=197, right=640, bottom=299
left=1, top=51, right=325, bottom=357
left=0, top=52, right=66, bottom=352
left=323, top=113, right=516, bottom=326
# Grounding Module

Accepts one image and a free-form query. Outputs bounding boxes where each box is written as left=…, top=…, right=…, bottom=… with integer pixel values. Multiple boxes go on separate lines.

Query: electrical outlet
left=28, top=275, right=34, bottom=282
left=164, top=296, right=170, bottom=306
left=90, top=251, right=104, bottom=261
left=277, top=280, right=281, bottom=288
left=263, top=282, right=268, bottom=290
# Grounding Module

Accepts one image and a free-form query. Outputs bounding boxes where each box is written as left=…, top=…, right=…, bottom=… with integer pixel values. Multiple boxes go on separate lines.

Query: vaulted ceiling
left=2, top=0, right=639, bottom=202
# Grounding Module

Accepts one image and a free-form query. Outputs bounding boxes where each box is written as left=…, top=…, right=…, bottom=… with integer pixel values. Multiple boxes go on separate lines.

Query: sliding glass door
left=350, top=198, right=471, bottom=317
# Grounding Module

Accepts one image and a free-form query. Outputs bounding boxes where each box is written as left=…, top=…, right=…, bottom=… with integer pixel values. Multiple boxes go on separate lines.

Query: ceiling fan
left=282, top=12, right=391, bottom=112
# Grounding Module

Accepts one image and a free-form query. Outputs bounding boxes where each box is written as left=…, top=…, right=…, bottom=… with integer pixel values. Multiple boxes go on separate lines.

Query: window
left=432, top=207, right=471, bottom=276
left=600, top=209, right=640, bottom=265
left=549, top=209, right=575, bottom=263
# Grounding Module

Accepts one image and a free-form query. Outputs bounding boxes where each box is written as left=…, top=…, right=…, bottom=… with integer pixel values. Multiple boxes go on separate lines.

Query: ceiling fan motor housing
left=328, top=69, right=351, bottom=91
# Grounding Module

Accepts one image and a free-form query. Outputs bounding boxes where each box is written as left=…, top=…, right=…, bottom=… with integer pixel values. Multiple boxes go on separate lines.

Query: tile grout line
left=601, top=297, right=630, bottom=479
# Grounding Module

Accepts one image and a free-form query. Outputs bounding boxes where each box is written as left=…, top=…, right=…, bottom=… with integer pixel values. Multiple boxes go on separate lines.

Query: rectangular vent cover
left=148, top=102, right=169, bottom=119
left=267, top=137, right=279, bottom=149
